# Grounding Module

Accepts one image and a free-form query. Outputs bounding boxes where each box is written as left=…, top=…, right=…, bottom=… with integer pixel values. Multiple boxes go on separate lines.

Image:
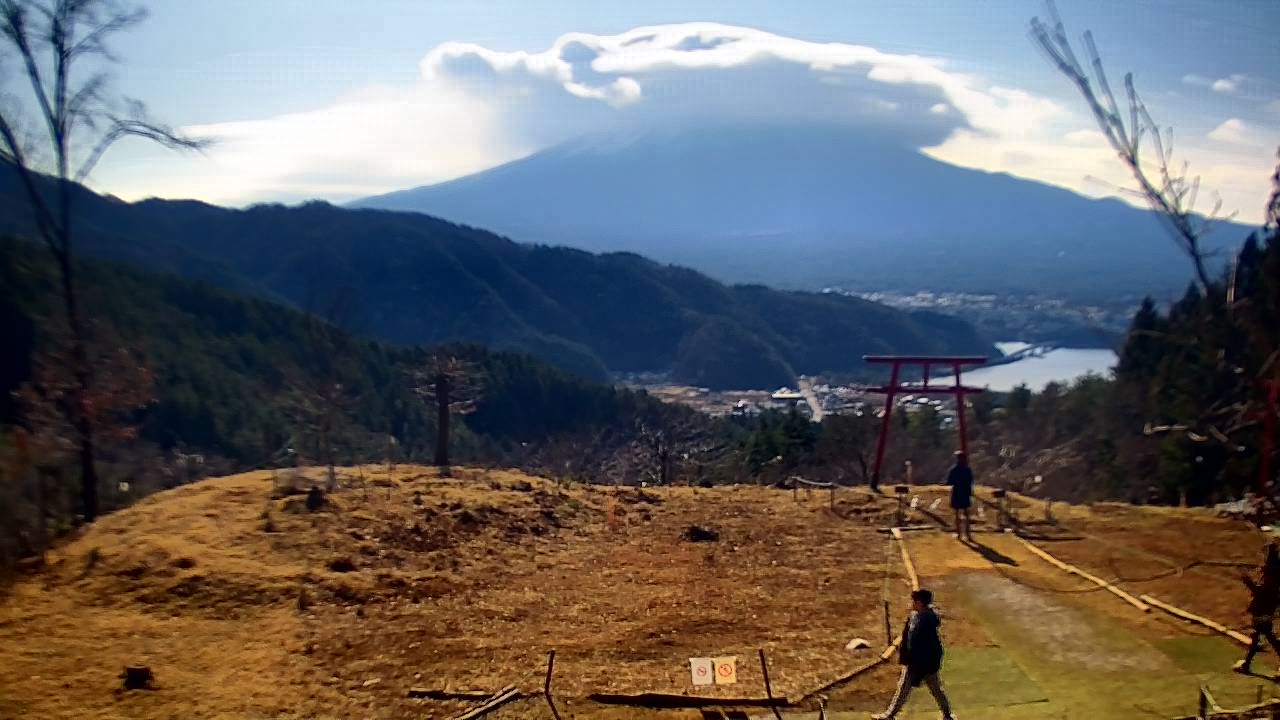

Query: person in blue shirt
left=946, top=451, right=974, bottom=542
left=873, top=588, right=955, bottom=720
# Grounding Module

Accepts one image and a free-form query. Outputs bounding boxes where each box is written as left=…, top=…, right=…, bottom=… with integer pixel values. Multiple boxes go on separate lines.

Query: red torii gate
left=863, top=355, right=987, bottom=491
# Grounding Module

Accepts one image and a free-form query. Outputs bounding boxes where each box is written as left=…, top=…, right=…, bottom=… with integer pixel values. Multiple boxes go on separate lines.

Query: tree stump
left=305, top=486, right=325, bottom=513
left=121, top=665, right=153, bottom=690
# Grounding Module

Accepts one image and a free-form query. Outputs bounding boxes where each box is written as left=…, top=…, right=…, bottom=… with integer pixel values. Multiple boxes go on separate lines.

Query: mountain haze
left=0, top=164, right=992, bottom=389
left=358, top=123, right=1248, bottom=300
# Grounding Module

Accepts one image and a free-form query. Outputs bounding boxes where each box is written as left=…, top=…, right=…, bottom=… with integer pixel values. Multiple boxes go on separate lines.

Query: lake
left=962, top=342, right=1117, bottom=392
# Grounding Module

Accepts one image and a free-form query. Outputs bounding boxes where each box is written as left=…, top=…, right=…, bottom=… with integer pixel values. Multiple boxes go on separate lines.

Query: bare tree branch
left=76, top=110, right=204, bottom=182
left=1031, top=1, right=1219, bottom=292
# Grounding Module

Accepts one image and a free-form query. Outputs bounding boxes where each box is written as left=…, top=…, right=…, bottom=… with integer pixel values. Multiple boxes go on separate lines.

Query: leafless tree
left=637, top=421, right=676, bottom=485
left=411, top=354, right=481, bottom=469
left=0, top=0, right=203, bottom=521
left=283, top=303, right=355, bottom=490
left=284, top=278, right=376, bottom=489
left=1032, top=4, right=1279, bottom=514
left=815, top=413, right=878, bottom=485
left=533, top=428, right=609, bottom=485
left=635, top=414, right=728, bottom=486
left=283, top=374, right=347, bottom=491
left=1031, top=1, right=1225, bottom=293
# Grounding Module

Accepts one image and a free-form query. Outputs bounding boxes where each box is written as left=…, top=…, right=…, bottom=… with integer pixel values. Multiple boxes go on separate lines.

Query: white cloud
left=1183, top=73, right=1248, bottom=94
left=1212, top=74, right=1247, bottom=94
left=1209, top=118, right=1254, bottom=145
left=92, top=23, right=1274, bottom=223
left=92, top=83, right=522, bottom=206
left=1063, top=129, right=1106, bottom=145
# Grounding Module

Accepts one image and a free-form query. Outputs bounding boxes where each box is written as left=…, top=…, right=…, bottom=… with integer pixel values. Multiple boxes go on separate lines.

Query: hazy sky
left=51, top=0, right=1280, bottom=223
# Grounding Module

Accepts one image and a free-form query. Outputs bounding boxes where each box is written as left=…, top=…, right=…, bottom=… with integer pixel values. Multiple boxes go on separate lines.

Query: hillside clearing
left=0, top=466, right=1272, bottom=719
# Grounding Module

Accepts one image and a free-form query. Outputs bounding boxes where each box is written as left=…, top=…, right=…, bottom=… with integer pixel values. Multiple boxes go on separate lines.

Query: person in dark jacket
left=946, top=451, right=974, bottom=542
left=1235, top=542, right=1280, bottom=674
left=873, top=588, right=955, bottom=720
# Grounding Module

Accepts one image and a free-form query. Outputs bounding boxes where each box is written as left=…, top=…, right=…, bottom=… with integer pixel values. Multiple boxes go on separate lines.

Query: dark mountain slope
left=0, top=237, right=696, bottom=468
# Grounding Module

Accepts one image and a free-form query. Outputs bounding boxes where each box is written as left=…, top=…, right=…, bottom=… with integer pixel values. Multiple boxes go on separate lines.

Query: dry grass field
left=0, top=466, right=1273, bottom=719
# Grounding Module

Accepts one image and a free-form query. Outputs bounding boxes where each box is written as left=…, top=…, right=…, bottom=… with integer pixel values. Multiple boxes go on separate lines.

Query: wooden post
left=759, top=649, right=784, bottom=720
left=993, top=489, right=1007, bottom=531
left=544, top=650, right=562, bottom=720
left=1200, top=685, right=1220, bottom=713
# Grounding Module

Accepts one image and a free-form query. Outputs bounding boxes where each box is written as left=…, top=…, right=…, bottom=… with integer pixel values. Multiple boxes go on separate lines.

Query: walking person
left=1235, top=542, right=1280, bottom=675
left=946, top=451, right=974, bottom=542
left=873, top=588, right=954, bottom=720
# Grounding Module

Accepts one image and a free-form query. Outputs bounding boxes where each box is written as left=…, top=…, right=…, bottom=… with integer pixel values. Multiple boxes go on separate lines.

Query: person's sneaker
left=1233, top=659, right=1251, bottom=674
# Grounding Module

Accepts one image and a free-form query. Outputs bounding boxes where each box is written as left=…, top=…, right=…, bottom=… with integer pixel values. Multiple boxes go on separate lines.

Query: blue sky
left=69, top=0, right=1280, bottom=223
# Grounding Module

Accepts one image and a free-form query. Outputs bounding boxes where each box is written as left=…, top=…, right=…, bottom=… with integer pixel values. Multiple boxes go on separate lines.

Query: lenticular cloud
left=419, top=23, right=988, bottom=150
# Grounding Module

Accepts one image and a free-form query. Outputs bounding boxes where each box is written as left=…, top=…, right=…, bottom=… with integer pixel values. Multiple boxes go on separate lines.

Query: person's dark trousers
left=878, top=667, right=953, bottom=719
left=1244, top=618, right=1280, bottom=667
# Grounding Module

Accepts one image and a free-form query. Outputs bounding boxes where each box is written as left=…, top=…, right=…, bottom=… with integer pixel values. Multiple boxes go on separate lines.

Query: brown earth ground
left=0, top=467, right=1272, bottom=719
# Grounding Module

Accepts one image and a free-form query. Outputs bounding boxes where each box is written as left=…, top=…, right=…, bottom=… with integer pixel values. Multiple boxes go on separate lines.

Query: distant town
left=626, top=375, right=961, bottom=425
left=825, top=288, right=1135, bottom=347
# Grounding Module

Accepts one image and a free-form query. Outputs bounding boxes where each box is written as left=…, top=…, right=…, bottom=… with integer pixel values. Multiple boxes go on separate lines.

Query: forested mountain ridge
left=0, top=237, right=702, bottom=473
left=0, top=163, right=994, bottom=390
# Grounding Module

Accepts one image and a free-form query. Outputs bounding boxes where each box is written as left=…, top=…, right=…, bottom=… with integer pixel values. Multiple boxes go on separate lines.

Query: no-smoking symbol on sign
left=713, top=657, right=737, bottom=684
left=689, top=657, right=713, bottom=686
left=690, top=656, right=737, bottom=685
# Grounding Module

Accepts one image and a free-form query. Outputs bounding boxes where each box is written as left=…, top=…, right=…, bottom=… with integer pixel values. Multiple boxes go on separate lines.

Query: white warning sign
left=689, top=657, right=714, bottom=686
